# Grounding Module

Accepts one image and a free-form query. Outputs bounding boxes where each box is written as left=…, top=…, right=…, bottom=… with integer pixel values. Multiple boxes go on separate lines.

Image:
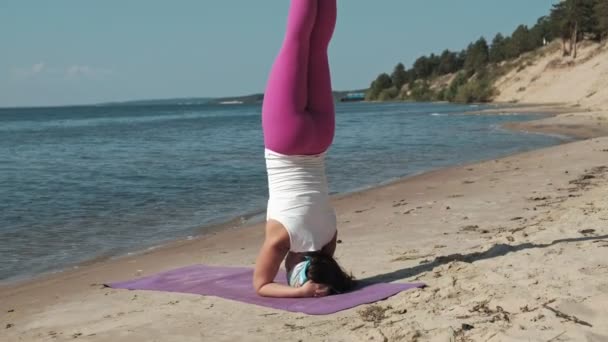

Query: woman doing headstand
left=253, top=0, right=355, bottom=298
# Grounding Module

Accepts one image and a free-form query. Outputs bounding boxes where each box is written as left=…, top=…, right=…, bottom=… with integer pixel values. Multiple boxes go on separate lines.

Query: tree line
left=367, top=0, right=608, bottom=103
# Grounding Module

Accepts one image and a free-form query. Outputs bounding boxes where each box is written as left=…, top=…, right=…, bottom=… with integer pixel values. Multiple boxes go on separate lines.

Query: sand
left=4, top=41, right=608, bottom=342
left=494, top=40, right=608, bottom=111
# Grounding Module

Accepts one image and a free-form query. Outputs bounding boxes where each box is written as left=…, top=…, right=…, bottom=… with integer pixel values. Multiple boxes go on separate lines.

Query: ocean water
left=0, top=102, right=566, bottom=283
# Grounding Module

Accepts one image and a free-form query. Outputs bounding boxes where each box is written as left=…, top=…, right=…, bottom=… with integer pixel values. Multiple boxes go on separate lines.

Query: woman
left=253, top=0, right=355, bottom=298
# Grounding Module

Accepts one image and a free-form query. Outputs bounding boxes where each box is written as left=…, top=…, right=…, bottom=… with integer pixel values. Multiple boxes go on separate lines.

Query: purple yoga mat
left=108, top=265, right=425, bottom=315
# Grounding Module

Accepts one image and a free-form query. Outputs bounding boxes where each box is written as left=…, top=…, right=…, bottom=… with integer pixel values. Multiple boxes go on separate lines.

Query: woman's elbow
left=253, top=278, right=268, bottom=296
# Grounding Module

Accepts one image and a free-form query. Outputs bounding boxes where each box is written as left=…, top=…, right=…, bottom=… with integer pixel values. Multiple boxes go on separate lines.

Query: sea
left=0, top=102, right=568, bottom=283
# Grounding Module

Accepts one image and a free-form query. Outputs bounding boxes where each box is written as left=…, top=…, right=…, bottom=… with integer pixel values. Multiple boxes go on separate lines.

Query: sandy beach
left=2, top=106, right=608, bottom=341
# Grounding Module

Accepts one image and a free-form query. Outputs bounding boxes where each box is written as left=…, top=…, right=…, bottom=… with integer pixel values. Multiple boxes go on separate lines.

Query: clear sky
left=1, top=0, right=558, bottom=107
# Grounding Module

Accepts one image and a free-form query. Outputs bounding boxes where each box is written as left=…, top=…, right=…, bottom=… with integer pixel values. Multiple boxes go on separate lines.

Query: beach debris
left=355, top=207, right=374, bottom=214
left=260, top=313, right=278, bottom=317
left=337, top=239, right=343, bottom=244
left=510, top=217, right=524, bottom=221
left=520, top=305, right=537, bottom=313
left=579, top=229, right=596, bottom=235
left=5, top=323, right=14, bottom=329
left=72, top=332, right=83, bottom=338
left=509, top=225, right=527, bottom=234
left=392, top=308, right=408, bottom=315
left=461, top=225, right=479, bottom=232
left=448, top=194, right=464, bottom=198
left=592, top=240, right=608, bottom=247
left=543, top=304, right=593, bottom=327
left=434, top=245, right=447, bottom=249
left=529, top=196, right=549, bottom=201
left=283, top=323, right=305, bottom=331
left=446, top=206, right=451, bottom=210
left=403, top=209, right=415, bottom=215
left=547, top=331, right=567, bottom=342
left=392, top=200, right=408, bottom=207
left=470, top=301, right=493, bottom=315
left=463, top=180, right=475, bottom=184
left=350, top=324, right=365, bottom=331
left=532, top=313, right=546, bottom=322
left=461, top=323, right=474, bottom=331
left=358, top=304, right=392, bottom=326
left=7, top=309, right=14, bottom=313
left=469, top=301, right=511, bottom=323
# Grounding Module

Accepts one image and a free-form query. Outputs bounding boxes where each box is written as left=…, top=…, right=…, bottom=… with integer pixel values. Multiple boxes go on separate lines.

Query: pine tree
left=391, top=63, right=408, bottom=91
left=595, top=0, right=608, bottom=40
left=489, top=33, right=507, bottom=63
left=464, top=37, right=489, bottom=74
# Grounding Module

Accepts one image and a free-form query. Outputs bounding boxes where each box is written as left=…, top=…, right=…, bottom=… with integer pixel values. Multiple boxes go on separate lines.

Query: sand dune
left=494, top=40, right=608, bottom=111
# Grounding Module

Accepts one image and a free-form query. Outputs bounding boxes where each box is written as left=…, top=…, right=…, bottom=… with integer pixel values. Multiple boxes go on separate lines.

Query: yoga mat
left=107, top=265, right=425, bottom=315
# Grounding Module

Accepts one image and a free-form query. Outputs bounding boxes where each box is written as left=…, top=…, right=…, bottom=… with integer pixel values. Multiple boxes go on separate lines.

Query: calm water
left=0, top=102, right=566, bottom=283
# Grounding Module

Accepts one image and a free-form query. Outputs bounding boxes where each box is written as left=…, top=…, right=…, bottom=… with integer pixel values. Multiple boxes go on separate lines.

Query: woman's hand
left=299, top=281, right=330, bottom=298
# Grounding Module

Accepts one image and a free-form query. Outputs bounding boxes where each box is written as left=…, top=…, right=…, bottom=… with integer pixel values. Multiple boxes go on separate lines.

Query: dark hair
left=305, top=252, right=356, bottom=294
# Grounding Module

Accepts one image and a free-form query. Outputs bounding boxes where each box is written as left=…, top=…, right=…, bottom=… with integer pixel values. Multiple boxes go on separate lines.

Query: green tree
left=391, top=63, right=408, bottom=91
left=445, top=71, right=469, bottom=102
left=550, top=1, right=573, bottom=55
left=595, top=0, right=608, bottom=40
left=410, top=81, right=434, bottom=102
left=489, top=33, right=507, bottom=63
left=551, top=0, right=597, bottom=58
left=437, top=50, right=459, bottom=75
left=529, top=16, right=552, bottom=48
left=427, top=53, right=441, bottom=77
left=464, top=37, right=489, bottom=75
left=510, top=25, right=534, bottom=56
left=378, top=87, right=399, bottom=101
left=366, top=73, right=393, bottom=100
left=453, top=70, right=494, bottom=104
left=412, top=56, right=432, bottom=79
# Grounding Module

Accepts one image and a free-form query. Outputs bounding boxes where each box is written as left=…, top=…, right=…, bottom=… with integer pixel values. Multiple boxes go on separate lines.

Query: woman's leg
left=262, top=0, right=317, bottom=155
left=307, top=0, right=337, bottom=153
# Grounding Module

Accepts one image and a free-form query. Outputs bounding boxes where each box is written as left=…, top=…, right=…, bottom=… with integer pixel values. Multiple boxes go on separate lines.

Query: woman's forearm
left=257, top=282, right=305, bottom=298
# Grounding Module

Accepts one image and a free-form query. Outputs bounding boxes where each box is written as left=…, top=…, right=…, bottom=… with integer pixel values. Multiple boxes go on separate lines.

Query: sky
left=0, top=0, right=558, bottom=108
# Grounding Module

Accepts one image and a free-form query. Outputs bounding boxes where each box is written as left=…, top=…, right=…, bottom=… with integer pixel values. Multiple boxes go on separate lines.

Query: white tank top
left=265, top=149, right=337, bottom=253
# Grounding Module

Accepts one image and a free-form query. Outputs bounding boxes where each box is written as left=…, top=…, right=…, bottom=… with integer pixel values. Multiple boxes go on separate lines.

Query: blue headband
left=298, top=256, right=312, bottom=284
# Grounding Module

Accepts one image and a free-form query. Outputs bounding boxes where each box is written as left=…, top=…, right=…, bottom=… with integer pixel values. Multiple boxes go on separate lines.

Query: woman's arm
left=253, top=220, right=327, bottom=298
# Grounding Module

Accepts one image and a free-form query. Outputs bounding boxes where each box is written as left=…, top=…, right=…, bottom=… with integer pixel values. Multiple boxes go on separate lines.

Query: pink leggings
left=262, top=0, right=336, bottom=156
